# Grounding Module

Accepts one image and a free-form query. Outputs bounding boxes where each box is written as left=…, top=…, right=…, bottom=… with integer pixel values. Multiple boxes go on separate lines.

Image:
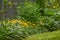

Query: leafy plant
left=16, top=1, right=40, bottom=24
left=0, top=20, right=48, bottom=40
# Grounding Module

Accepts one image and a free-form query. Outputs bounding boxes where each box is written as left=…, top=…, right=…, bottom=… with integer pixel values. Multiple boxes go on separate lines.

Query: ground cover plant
left=24, top=30, right=60, bottom=40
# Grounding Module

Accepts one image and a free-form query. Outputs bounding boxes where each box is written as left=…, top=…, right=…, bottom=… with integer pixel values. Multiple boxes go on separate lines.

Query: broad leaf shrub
left=16, top=1, right=60, bottom=32
left=0, top=20, right=25, bottom=40
left=37, top=15, right=60, bottom=31
left=0, top=19, right=48, bottom=40
left=0, top=19, right=60, bottom=40
left=0, top=13, right=60, bottom=40
left=16, top=1, right=40, bottom=24
left=36, top=0, right=60, bottom=31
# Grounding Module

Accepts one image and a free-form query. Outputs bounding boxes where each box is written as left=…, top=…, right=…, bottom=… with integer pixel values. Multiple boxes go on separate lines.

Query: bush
left=0, top=19, right=60, bottom=40
left=0, top=20, right=25, bottom=40
left=37, top=15, right=60, bottom=31
left=16, top=0, right=60, bottom=32
left=0, top=20, right=48, bottom=40
left=16, top=1, right=40, bottom=24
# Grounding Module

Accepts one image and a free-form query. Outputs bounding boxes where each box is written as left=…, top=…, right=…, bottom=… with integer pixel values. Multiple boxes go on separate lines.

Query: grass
left=24, top=30, right=60, bottom=40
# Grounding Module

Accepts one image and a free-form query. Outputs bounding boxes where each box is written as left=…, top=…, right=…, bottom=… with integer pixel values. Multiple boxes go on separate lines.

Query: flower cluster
left=8, top=19, right=36, bottom=27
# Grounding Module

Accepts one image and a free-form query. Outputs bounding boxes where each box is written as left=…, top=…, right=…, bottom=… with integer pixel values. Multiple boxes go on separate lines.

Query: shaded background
left=0, top=0, right=36, bottom=20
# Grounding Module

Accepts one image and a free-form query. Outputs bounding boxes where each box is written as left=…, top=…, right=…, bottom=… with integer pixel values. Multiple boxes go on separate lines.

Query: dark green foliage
left=17, top=2, right=40, bottom=24
left=36, top=0, right=45, bottom=15
left=36, top=0, right=45, bottom=7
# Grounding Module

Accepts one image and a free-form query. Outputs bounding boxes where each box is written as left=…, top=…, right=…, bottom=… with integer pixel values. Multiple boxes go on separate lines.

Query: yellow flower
left=53, top=5, right=56, bottom=8
left=21, top=21, right=28, bottom=26
left=10, top=19, right=17, bottom=24
left=7, top=19, right=36, bottom=27
left=17, top=20, right=21, bottom=22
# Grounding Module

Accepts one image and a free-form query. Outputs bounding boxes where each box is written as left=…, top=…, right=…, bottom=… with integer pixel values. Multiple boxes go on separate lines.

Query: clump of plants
left=16, top=1, right=40, bottom=24
left=1, top=0, right=60, bottom=40
left=16, top=0, right=60, bottom=32
left=0, top=19, right=49, bottom=40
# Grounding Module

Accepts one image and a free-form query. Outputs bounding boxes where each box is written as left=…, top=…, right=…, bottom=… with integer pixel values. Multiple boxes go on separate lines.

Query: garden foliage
left=0, top=0, right=60, bottom=40
left=17, top=1, right=40, bottom=24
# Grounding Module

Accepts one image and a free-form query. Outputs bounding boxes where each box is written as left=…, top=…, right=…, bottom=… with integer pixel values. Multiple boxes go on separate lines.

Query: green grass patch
left=24, top=30, right=60, bottom=40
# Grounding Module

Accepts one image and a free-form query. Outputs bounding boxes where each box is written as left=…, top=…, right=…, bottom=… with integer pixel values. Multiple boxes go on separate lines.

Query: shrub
left=0, top=20, right=24, bottom=40
left=0, top=20, right=48, bottom=40
left=0, top=19, right=60, bottom=40
left=44, top=8, right=57, bottom=16
left=37, top=15, right=60, bottom=31
left=16, top=1, right=40, bottom=24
